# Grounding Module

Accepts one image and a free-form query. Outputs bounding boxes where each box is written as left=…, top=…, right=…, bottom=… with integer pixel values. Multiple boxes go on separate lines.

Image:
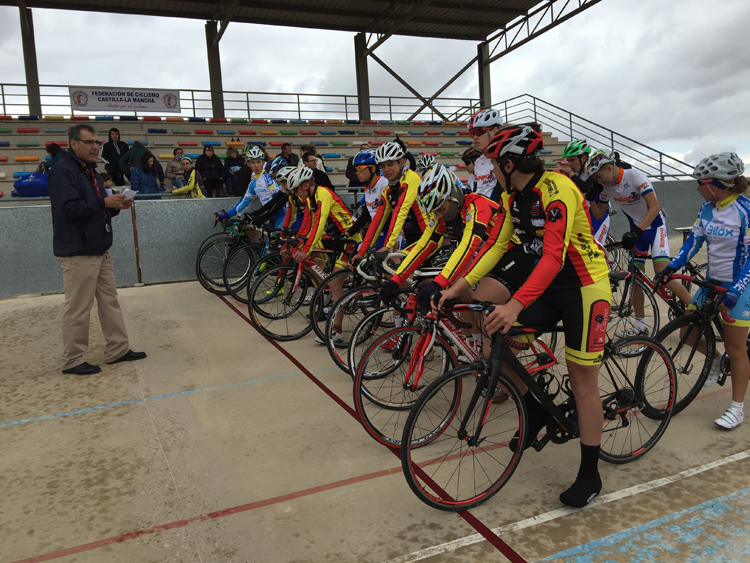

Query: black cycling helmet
left=461, top=147, right=482, bottom=165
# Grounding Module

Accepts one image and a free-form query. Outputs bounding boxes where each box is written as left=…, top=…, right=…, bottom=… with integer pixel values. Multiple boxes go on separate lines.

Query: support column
left=354, top=33, right=371, bottom=121
left=477, top=41, right=491, bottom=108
left=19, top=7, right=41, bottom=116
left=205, top=20, right=225, bottom=119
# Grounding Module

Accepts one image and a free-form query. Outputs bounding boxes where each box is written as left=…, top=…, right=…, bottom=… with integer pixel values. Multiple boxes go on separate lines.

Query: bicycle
left=246, top=235, right=358, bottom=341
left=399, top=297, right=676, bottom=511
left=653, top=274, right=748, bottom=415
left=222, top=226, right=287, bottom=304
left=196, top=213, right=256, bottom=295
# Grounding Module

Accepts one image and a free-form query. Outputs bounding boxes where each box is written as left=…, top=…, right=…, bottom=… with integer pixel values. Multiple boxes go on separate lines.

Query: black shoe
left=62, top=362, right=102, bottom=375
left=107, top=350, right=147, bottom=364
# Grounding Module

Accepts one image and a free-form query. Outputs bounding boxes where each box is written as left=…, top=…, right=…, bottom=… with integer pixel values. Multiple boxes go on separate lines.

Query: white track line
left=381, top=449, right=750, bottom=563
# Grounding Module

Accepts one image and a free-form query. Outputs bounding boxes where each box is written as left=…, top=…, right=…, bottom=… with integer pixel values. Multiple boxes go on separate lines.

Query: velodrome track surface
left=2, top=279, right=750, bottom=563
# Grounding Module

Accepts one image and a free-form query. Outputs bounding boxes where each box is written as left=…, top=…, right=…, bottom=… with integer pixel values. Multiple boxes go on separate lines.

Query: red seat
left=238, top=130, right=257, bottom=135
left=458, top=131, right=470, bottom=136
left=46, top=140, right=67, bottom=147
left=17, top=128, right=39, bottom=133
left=426, top=131, right=441, bottom=136
left=210, top=118, right=228, bottom=123
left=374, top=130, right=391, bottom=135
left=419, top=151, right=438, bottom=156
left=424, top=141, right=440, bottom=146
left=269, top=142, right=284, bottom=146
left=300, top=130, right=318, bottom=135
left=362, top=120, right=378, bottom=124
left=251, top=119, right=268, bottom=124
left=71, top=116, right=90, bottom=121
left=143, top=116, right=162, bottom=122
left=309, top=120, right=325, bottom=124
left=178, top=141, right=198, bottom=146
left=370, top=141, right=384, bottom=146
left=412, top=121, right=427, bottom=125
left=0, top=116, right=12, bottom=121
left=194, top=129, right=214, bottom=134
left=0, top=156, right=7, bottom=161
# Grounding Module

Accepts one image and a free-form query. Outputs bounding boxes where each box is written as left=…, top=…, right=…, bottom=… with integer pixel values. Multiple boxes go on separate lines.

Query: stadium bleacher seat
left=166, top=117, right=184, bottom=122
left=188, top=117, right=206, bottom=122
left=363, top=120, right=378, bottom=125
left=15, top=156, right=39, bottom=162
left=17, top=141, right=40, bottom=147
left=0, top=142, right=9, bottom=147
left=322, top=153, right=341, bottom=158
left=280, top=130, right=298, bottom=135
left=337, top=130, right=355, bottom=135
left=457, top=140, right=473, bottom=145
left=312, top=141, right=328, bottom=146
left=211, top=118, right=228, bottom=123
left=251, top=119, right=269, bottom=124
left=178, top=141, right=198, bottom=146
left=45, top=128, right=65, bottom=133
left=0, top=116, right=12, bottom=121
left=226, top=141, right=244, bottom=147
left=202, top=141, right=221, bottom=146
left=17, top=128, right=38, bottom=133
left=147, top=128, right=167, bottom=134
left=119, top=116, right=138, bottom=121
left=320, top=131, right=336, bottom=135
left=144, top=116, right=162, bottom=122
left=195, top=129, right=214, bottom=134
left=260, top=130, right=278, bottom=135
left=172, top=129, right=190, bottom=134
left=95, top=116, right=114, bottom=121
left=309, top=120, right=325, bottom=125
left=153, top=141, right=172, bottom=146
left=269, top=142, right=284, bottom=147
left=238, top=130, right=257, bottom=135
left=374, top=130, right=391, bottom=135
left=409, top=131, right=425, bottom=135
left=270, top=119, right=287, bottom=124
left=290, top=119, right=307, bottom=124
left=426, top=131, right=441, bottom=136
left=331, top=141, right=348, bottom=146
left=127, top=141, right=148, bottom=145
left=216, top=129, right=235, bottom=135
left=300, top=130, right=317, bottom=135
left=443, top=131, right=457, bottom=135
left=231, top=119, right=248, bottom=123
left=45, top=141, right=67, bottom=146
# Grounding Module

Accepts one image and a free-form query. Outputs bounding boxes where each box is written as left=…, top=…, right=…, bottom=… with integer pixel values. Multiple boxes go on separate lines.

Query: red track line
left=11, top=466, right=404, bottom=563
left=221, top=295, right=528, bottom=562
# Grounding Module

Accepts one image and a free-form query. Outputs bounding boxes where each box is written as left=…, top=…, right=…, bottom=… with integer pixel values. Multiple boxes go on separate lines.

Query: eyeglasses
left=469, top=127, right=489, bottom=137
left=355, top=165, right=371, bottom=172
left=74, top=138, right=102, bottom=147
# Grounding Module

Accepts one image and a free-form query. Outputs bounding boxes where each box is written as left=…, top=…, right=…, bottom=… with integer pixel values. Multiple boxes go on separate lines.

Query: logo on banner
left=71, top=90, right=89, bottom=108
left=164, top=93, right=179, bottom=109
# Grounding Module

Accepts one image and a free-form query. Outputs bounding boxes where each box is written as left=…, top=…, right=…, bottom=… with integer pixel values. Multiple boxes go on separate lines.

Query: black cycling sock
left=509, top=391, right=549, bottom=453
left=560, top=444, right=602, bottom=508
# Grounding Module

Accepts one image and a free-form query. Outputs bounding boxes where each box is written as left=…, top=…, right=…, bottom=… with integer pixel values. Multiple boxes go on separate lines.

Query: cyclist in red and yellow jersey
left=352, top=141, right=429, bottom=263
left=438, top=123, right=611, bottom=509
left=287, top=166, right=360, bottom=344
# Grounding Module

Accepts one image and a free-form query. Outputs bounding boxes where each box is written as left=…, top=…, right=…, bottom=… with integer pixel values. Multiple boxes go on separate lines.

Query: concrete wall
left=0, top=182, right=701, bottom=298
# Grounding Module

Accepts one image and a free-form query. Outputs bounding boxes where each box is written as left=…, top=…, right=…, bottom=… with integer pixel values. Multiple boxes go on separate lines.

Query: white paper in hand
left=121, top=188, right=138, bottom=200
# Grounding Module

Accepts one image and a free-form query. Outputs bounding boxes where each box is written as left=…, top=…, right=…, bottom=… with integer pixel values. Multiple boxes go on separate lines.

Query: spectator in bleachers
left=164, top=148, right=185, bottom=191
left=300, top=144, right=326, bottom=172
left=195, top=146, right=228, bottom=198
left=346, top=143, right=370, bottom=187
left=130, top=151, right=161, bottom=200
left=223, top=147, right=244, bottom=196
left=119, top=141, right=164, bottom=183
left=171, top=157, right=206, bottom=199
left=101, top=128, right=129, bottom=186
left=303, top=151, right=334, bottom=190
left=281, top=142, right=299, bottom=167
left=38, top=142, right=64, bottom=173
left=100, top=173, right=114, bottom=194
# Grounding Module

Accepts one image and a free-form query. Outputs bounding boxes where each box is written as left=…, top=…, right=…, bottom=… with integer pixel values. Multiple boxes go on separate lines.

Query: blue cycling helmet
left=353, top=149, right=377, bottom=166
left=269, top=156, right=288, bottom=175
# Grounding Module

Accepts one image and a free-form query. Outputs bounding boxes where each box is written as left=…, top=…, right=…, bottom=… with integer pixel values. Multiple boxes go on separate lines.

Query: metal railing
left=0, top=83, right=478, bottom=122
left=490, top=94, right=693, bottom=180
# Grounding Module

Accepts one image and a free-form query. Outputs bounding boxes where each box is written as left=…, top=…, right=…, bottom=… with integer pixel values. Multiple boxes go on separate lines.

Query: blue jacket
left=130, top=164, right=161, bottom=199
left=48, top=149, right=120, bottom=257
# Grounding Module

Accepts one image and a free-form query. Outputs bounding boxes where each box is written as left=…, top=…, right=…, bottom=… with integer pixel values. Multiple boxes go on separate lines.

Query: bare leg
left=724, top=324, right=750, bottom=403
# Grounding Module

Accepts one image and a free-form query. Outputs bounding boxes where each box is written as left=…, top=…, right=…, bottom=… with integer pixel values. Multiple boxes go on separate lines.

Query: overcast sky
left=1, top=0, right=749, bottom=168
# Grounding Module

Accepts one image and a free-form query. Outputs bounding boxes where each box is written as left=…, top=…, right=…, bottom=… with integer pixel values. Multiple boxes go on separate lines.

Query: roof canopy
left=3, top=0, right=547, bottom=41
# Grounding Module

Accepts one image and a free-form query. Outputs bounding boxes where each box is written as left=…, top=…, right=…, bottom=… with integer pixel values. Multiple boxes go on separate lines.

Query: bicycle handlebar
left=382, top=252, right=403, bottom=276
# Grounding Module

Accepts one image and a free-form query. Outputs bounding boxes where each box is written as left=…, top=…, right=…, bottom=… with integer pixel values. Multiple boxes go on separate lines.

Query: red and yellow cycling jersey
left=393, top=193, right=505, bottom=286
left=359, top=169, right=428, bottom=251
left=298, top=185, right=354, bottom=254
left=463, top=171, right=609, bottom=307
left=282, top=194, right=310, bottom=230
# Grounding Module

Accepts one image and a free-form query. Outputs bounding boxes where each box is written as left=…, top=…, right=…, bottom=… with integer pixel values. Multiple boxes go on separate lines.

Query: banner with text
left=69, top=87, right=181, bottom=113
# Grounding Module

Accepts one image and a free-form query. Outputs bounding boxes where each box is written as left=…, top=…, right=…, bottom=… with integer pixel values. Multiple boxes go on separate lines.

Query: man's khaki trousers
left=57, top=251, right=130, bottom=369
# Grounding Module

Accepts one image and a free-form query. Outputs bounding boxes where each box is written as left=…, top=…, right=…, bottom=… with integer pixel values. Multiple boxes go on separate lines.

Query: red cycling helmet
left=485, top=122, right=544, bottom=160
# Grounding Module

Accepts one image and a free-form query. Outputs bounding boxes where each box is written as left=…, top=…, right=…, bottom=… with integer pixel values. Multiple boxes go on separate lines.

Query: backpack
left=194, top=169, right=209, bottom=198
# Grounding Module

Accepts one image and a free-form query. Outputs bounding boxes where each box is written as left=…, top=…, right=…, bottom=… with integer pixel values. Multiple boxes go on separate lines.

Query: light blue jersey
left=226, top=171, right=280, bottom=217
left=669, top=193, right=750, bottom=295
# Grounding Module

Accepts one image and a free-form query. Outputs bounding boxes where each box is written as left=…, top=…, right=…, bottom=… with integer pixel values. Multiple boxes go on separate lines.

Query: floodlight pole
left=205, top=20, right=225, bottom=119
left=18, top=5, right=42, bottom=116
left=477, top=41, right=492, bottom=108
left=354, top=33, right=371, bottom=120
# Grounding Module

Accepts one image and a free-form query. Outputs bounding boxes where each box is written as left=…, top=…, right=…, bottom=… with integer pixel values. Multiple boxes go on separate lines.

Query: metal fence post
left=659, top=153, right=664, bottom=181
left=246, top=93, right=251, bottom=120
left=297, top=94, right=301, bottom=120
left=610, top=131, right=614, bottom=151
left=569, top=114, right=573, bottom=140
left=1, top=84, right=4, bottom=116
left=345, top=95, right=349, bottom=120
left=389, top=97, right=392, bottom=120
left=533, top=97, right=537, bottom=122
left=191, top=90, right=196, bottom=118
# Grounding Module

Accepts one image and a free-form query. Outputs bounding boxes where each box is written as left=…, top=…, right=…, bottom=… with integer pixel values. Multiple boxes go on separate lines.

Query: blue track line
left=0, top=367, right=340, bottom=429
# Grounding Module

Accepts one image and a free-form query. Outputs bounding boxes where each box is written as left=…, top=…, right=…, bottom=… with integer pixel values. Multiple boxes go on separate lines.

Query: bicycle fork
left=402, top=324, right=437, bottom=393
left=456, top=357, right=503, bottom=447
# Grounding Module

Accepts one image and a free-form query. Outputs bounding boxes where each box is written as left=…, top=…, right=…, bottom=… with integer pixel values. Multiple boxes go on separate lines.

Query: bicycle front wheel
left=247, top=264, right=317, bottom=341
left=309, top=269, right=362, bottom=341
left=222, top=243, right=263, bottom=304
left=348, top=306, right=400, bottom=377
left=599, top=336, right=676, bottom=464
left=401, top=366, right=526, bottom=511
left=323, top=286, right=381, bottom=372
left=608, top=277, right=660, bottom=341
left=354, top=326, right=458, bottom=448
left=654, top=314, right=716, bottom=416
left=196, top=235, right=236, bottom=295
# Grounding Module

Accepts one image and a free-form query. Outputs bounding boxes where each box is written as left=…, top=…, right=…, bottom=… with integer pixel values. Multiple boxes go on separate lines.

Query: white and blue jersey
left=226, top=171, right=285, bottom=227
left=669, top=194, right=750, bottom=296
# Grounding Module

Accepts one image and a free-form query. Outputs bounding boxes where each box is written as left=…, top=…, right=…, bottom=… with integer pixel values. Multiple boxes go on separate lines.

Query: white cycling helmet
left=692, top=152, right=745, bottom=181
left=585, top=148, right=616, bottom=177
left=243, top=144, right=265, bottom=160
left=275, top=166, right=297, bottom=184
left=419, top=164, right=458, bottom=214
left=375, top=141, right=405, bottom=164
left=417, top=154, right=435, bottom=173
left=468, top=109, right=503, bottom=131
left=288, top=166, right=314, bottom=191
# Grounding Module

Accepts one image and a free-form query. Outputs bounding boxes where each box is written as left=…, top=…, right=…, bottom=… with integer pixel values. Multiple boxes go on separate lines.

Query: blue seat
left=379, top=120, right=395, bottom=125
left=270, top=119, right=288, bottom=124
left=539, top=149, right=553, bottom=154
left=322, top=153, right=341, bottom=158
left=320, top=131, right=337, bottom=135
left=147, top=128, right=168, bottom=134
left=312, top=141, right=329, bottom=146
left=325, top=167, right=333, bottom=172
left=248, top=141, right=266, bottom=146
left=409, top=131, right=425, bottom=135
left=216, top=129, right=235, bottom=135
left=0, top=141, right=9, bottom=147
left=95, top=116, right=115, bottom=120
left=337, top=130, right=355, bottom=135
left=19, top=115, right=39, bottom=120
left=290, top=119, right=307, bottom=124
left=428, top=121, right=443, bottom=125
left=202, top=141, right=221, bottom=146
left=345, top=120, right=361, bottom=124
left=119, top=116, right=138, bottom=121
left=456, top=140, right=473, bottom=145
left=443, top=131, right=457, bottom=135
left=45, top=128, right=66, bottom=133
left=188, top=117, right=207, bottom=122
left=186, top=153, right=201, bottom=159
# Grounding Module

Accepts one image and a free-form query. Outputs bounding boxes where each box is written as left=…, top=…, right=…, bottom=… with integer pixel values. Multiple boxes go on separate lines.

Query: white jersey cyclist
left=599, top=166, right=669, bottom=260
left=669, top=193, right=750, bottom=296
left=470, top=154, right=498, bottom=200
left=364, top=174, right=388, bottom=219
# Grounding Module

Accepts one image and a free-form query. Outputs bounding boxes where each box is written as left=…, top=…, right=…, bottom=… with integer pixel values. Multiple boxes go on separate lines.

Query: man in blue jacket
left=48, top=124, right=146, bottom=375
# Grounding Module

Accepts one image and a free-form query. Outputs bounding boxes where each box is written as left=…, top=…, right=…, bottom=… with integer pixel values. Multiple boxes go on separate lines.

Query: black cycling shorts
left=486, top=245, right=539, bottom=295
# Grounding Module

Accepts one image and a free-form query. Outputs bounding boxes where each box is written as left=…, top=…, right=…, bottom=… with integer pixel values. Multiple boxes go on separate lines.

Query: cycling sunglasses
left=355, top=165, right=372, bottom=172
left=469, top=127, right=490, bottom=137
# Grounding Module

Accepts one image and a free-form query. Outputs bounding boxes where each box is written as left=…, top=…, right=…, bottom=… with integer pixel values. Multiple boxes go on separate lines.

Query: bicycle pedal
left=532, top=434, right=550, bottom=452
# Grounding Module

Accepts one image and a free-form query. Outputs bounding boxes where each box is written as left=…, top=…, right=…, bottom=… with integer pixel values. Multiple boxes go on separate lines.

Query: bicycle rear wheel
left=247, top=263, right=317, bottom=341
left=400, top=366, right=526, bottom=511
left=222, top=243, right=263, bottom=304
left=309, top=269, right=362, bottom=341
left=598, top=336, right=676, bottom=464
left=654, top=314, right=715, bottom=416
left=354, top=326, right=458, bottom=448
